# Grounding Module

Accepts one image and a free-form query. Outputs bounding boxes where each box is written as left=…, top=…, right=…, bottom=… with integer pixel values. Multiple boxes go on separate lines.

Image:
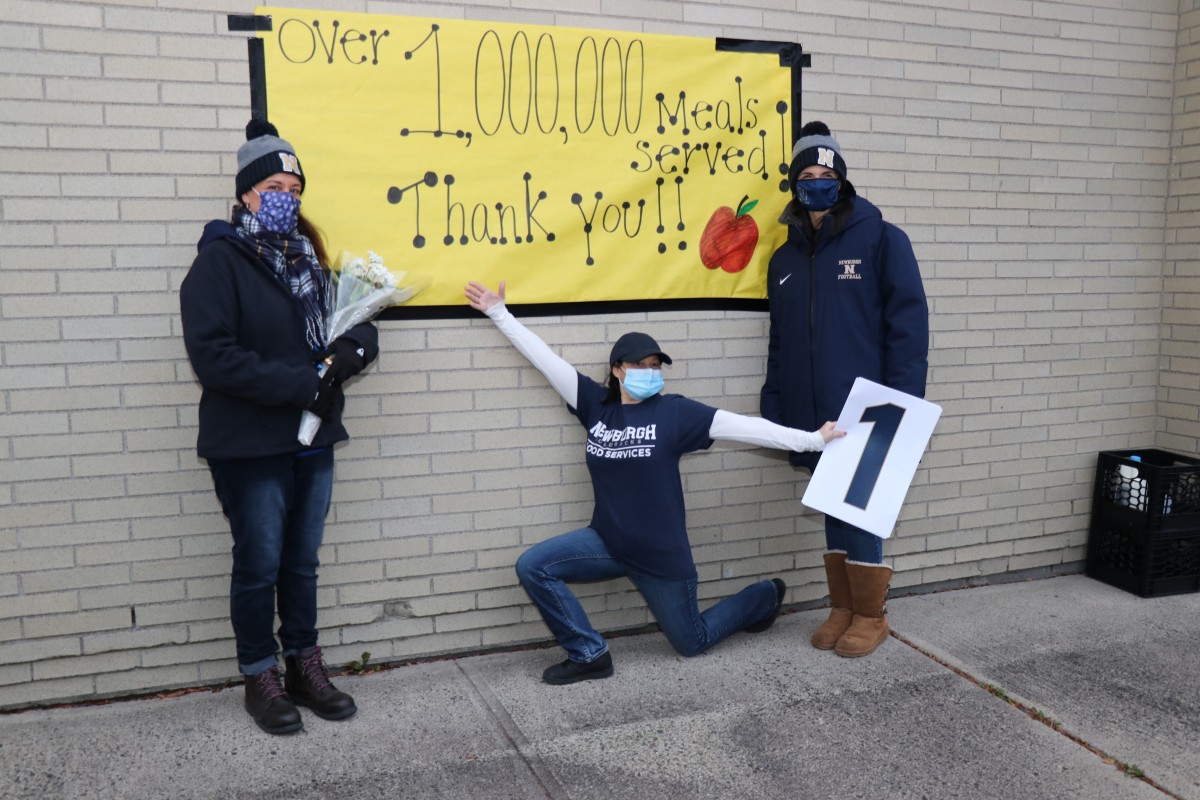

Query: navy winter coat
left=760, top=196, right=928, bottom=469
left=179, top=221, right=379, bottom=460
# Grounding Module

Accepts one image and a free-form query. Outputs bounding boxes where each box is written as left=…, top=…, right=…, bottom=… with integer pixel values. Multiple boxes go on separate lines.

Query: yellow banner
left=256, top=7, right=795, bottom=309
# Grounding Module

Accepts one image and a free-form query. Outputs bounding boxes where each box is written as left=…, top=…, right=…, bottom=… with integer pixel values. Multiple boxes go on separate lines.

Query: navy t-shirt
left=570, top=373, right=718, bottom=580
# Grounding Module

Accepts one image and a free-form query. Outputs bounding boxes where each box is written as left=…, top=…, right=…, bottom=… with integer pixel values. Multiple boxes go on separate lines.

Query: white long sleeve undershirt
left=484, top=303, right=579, bottom=407
left=482, top=302, right=826, bottom=454
left=709, top=409, right=825, bottom=453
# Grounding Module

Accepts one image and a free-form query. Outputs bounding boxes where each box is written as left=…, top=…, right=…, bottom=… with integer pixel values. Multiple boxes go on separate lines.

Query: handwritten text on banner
left=257, top=7, right=795, bottom=309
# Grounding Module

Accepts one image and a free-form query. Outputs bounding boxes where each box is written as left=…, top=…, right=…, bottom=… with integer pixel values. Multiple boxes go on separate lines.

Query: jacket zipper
left=808, top=234, right=818, bottom=421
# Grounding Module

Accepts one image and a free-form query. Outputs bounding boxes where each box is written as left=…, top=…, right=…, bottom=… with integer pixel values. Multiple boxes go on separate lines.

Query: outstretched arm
left=465, top=280, right=579, bottom=407
left=709, top=409, right=843, bottom=452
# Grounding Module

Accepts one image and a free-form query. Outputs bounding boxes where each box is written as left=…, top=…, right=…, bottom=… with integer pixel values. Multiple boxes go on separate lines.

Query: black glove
left=315, top=337, right=367, bottom=386
left=307, top=373, right=337, bottom=420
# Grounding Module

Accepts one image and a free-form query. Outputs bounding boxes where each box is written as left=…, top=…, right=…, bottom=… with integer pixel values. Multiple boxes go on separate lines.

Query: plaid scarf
left=233, top=207, right=328, bottom=350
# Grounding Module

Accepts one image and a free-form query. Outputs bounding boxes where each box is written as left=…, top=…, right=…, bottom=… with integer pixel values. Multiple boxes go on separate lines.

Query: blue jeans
left=515, top=527, right=779, bottom=664
left=208, top=449, right=334, bottom=675
left=825, top=515, right=883, bottom=563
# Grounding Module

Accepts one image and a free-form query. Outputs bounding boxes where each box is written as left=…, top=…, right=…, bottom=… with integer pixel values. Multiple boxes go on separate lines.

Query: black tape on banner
left=228, top=14, right=273, bottom=32
left=378, top=297, right=768, bottom=321
left=228, top=16, right=272, bottom=120
left=248, top=38, right=267, bottom=121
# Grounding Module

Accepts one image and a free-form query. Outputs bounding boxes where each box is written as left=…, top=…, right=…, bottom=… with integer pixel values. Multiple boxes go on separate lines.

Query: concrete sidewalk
left=1, top=574, right=1196, bottom=800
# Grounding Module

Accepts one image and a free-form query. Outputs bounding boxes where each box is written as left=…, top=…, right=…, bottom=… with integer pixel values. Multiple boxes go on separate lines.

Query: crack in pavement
left=888, top=629, right=1186, bottom=800
left=457, top=660, right=567, bottom=800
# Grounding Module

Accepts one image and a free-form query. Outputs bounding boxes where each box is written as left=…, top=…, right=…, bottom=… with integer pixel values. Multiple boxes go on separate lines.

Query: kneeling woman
left=465, top=281, right=843, bottom=685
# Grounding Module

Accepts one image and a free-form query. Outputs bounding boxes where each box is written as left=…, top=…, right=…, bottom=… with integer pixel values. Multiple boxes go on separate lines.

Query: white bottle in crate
left=1120, top=456, right=1148, bottom=513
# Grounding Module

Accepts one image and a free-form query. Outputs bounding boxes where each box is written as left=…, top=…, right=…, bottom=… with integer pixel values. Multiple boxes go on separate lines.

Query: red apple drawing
left=699, top=195, right=760, bottom=273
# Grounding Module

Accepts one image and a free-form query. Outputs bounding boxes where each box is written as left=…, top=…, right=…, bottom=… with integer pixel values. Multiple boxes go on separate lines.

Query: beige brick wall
left=1, top=0, right=1197, bottom=709
left=1163, top=0, right=1200, bottom=454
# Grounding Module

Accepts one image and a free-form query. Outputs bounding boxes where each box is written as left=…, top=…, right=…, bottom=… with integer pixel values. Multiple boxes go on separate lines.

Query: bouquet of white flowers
left=297, top=250, right=428, bottom=445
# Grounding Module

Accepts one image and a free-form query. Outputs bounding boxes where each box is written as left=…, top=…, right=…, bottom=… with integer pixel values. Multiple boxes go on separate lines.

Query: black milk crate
left=1087, top=448, right=1200, bottom=597
left=1086, top=517, right=1200, bottom=597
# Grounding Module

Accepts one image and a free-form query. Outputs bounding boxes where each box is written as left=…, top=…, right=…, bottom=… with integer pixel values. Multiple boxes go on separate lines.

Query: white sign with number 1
left=802, top=378, right=941, bottom=539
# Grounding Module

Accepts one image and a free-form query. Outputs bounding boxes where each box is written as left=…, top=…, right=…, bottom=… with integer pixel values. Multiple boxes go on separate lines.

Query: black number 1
left=844, top=403, right=906, bottom=510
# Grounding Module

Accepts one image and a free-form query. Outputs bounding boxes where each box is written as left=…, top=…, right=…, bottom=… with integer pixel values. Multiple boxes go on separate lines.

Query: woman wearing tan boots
left=760, top=121, right=929, bottom=657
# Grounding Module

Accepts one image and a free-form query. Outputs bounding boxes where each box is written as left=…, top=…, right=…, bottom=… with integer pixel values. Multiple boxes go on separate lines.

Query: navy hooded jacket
left=760, top=196, right=928, bottom=470
left=179, top=220, right=379, bottom=460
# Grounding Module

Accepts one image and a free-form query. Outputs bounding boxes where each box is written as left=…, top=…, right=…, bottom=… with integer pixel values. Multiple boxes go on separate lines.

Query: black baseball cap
left=609, top=332, right=672, bottom=365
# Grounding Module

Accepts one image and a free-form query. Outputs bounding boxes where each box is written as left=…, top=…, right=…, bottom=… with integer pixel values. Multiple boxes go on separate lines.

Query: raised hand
left=464, top=280, right=506, bottom=313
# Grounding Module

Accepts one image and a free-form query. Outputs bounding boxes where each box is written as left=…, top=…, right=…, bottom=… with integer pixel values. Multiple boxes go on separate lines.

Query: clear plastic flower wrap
left=298, top=250, right=428, bottom=445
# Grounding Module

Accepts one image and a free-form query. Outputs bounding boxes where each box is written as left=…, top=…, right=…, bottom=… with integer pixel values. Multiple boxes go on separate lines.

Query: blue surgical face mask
left=621, top=368, right=664, bottom=401
left=795, top=178, right=841, bottom=211
left=255, top=189, right=301, bottom=234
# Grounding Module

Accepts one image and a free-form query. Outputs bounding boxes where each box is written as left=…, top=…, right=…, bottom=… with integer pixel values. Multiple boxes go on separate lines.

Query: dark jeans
left=825, top=515, right=883, bottom=563
left=209, top=449, right=334, bottom=675
left=515, top=527, right=778, bottom=663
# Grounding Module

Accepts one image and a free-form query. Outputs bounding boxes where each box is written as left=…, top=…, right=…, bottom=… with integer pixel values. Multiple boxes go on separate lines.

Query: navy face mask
left=795, top=178, right=841, bottom=211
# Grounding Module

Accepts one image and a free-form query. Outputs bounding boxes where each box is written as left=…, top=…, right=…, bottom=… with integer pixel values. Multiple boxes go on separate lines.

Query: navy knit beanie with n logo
left=789, top=121, right=848, bottom=182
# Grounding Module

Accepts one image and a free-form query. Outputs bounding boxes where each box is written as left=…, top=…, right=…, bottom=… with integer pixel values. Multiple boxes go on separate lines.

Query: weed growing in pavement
left=348, top=651, right=382, bottom=674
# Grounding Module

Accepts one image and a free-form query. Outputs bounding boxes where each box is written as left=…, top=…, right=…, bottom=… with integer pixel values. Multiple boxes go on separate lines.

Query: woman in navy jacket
left=760, top=121, right=929, bottom=658
left=180, top=120, right=378, bottom=734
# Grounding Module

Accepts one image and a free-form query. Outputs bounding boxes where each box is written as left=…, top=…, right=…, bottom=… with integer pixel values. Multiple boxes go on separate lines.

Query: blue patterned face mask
left=621, top=368, right=664, bottom=401
left=795, top=178, right=841, bottom=211
left=254, top=190, right=301, bottom=234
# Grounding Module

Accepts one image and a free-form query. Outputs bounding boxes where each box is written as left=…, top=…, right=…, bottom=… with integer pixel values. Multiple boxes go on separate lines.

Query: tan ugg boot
left=835, top=561, right=892, bottom=658
left=810, top=551, right=853, bottom=650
